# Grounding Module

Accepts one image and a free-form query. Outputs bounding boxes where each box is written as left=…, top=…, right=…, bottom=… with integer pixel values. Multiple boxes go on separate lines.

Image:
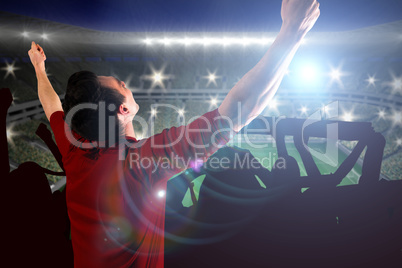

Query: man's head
left=63, top=70, right=139, bottom=144
left=97, top=75, right=139, bottom=121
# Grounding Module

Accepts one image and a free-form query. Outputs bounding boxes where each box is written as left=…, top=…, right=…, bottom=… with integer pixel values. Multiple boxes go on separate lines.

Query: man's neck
left=124, top=121, right=136, bottom=139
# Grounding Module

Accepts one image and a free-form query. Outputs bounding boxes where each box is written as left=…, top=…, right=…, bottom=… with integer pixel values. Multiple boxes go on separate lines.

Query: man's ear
left=119, top=104, right=129, bottom=115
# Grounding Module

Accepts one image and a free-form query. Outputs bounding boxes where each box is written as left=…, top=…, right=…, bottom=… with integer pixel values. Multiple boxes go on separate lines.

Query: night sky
left=1, top=0, right=402, bottom=32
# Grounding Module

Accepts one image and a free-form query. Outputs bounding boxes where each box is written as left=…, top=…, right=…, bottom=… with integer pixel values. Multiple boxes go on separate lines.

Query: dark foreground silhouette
left=165, top=118, right=402, bottom=268
left=1, top=88, right=73, bottom=268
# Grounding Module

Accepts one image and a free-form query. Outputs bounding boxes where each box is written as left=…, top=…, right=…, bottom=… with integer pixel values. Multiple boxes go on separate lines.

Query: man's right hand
left=281, top=0, right=320, bottom=37
left=28, top=41, right=46, bottom=72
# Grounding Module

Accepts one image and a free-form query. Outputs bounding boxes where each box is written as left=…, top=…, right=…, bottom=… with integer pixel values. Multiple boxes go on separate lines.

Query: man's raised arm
left=218, top=0, right=320, bottom=131
left=28, top=41, right=63, bottom=121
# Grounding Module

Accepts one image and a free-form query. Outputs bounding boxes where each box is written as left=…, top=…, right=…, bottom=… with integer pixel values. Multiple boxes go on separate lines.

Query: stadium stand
left=1, top=10, right=401, bottom=185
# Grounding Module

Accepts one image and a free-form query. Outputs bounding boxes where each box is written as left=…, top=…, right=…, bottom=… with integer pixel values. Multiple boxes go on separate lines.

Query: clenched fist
left=28, top=41, right=46, bottom=72
left=281, top=0, right=320, bottom=37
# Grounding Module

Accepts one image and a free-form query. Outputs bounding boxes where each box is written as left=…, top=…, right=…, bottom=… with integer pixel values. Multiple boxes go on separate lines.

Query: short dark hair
left=63, top=70, right=125, bottom=147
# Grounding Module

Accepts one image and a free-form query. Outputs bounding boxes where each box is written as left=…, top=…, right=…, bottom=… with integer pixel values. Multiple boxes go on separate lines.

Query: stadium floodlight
left=202, top=38, right=214, bottom=46
left=153, top=73, right=162, bottom=83
left=2, top=62, right=19, bottom=79
left=143, top=38, right=152, bottom=45
left=157, top=190, right=166, bottom=198
left=221, top=38, right=232, bottom=46
left=386, top=72, right=402, bottom=94
left=150, top=108, right=158, bottom=117
left=391, top=77, right=402, bottom=92
left=300, top=64, right=317, bottom=82
left=181, top=38, right=193, bottom=46
left=41, top=33, right=48, bottom=40
left=328, top=65, right=346, bottom=88
left=161, top=38, right=171, bottom=46
left=210, top=98, right=218, bottom=106
left=366, top=75, right=378, bottom=87
left=21, top=31, right=29, bottom=37
left=342, top=112, right=354, bottom=122
left=396, top=138, right=402, bottom=146
left=391, top=110, right=401, bottom=126
left=143, top=66, right=168, bottom=89
left=330, top=69, right=341, bottom=81
left=268, top=99, right=278, bottom=110
left=241, top=38, right=251, bottom=46
left=299, top=106, right=309, bottom=116
left=178, top=109, right=185, bottom=116
left=377, top=109, right=386, bottom=119
left=205, top=71, right=218, bottom=86
left=260, top=38, right=273, bottom=45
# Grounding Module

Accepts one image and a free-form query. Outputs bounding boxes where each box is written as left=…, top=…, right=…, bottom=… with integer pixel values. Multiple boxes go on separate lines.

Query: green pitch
left=178, top=141, right=362, bottom=207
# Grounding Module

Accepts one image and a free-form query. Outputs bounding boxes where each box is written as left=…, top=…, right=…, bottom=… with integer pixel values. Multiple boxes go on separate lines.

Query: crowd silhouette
left=165, top=117, right=402, bottom=267
left=1, top=88, right=73, bottom=267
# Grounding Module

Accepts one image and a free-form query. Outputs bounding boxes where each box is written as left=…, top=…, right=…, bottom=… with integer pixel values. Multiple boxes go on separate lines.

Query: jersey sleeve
left=49, top=111, right=71, bottom=157
left=125, top=108, right=237, bottom=186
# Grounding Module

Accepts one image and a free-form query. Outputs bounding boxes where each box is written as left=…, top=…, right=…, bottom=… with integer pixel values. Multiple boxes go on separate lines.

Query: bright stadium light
left=178, top=109, right=185, bottom=116
left=328, top=64, right=346, bottom=88
left=150, top=108, right=158, bottom=117
left=391, top=110, right=402, bottom=126
left=210, top=98, right=218, bottom=106
left=2, top=62, right=19, bottom=79
left=260, top=38, right=272, bottom=45
left=181, top=38, right=193, bottom=46
left=41, top=33, right=48, bottom=40
left=143, top=66, right=169, bottom=89
left=153, top=73, right=162, bottom=83
left=268, top=99, right=278, bottom=110
left=143, top=38, right=152, bottom=45
left=221, top=38, right=232, bottom=46
left=157, top=190, right=165, bottom=198
left=391, top=77, right=402, bottom=91
left=330, top=69, right=341, bottom=81
left=377, top=109, right=386, bottom=119
left=241, top=38, right=251, bottom=46
left=202, top=38, right=213, bottom=46
left=386, top=73, right=402, bottom=94
left=161, top=38, right=171, bottom=46
left=366, top=75, right=378, bottom=87
left=396, top=138, right=402, bottom=147
left=342, top=112, right=354, bottom=122
left=300, top=64, right=318, bottom=82
left=205, top=70, right=218, bottom=86
left=208, top=97, right=219, bottom=109
left=21, top=31, right=29, bottom=37
left=299, top=106, right=309, bottom=116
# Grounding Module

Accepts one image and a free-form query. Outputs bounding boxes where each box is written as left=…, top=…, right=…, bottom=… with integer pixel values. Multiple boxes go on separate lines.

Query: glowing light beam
left=342, top=112, right=354, bottom=122
left=366, top=74, right=378, bottom=87
left=1, top=62, right=19, bottom=79
left=205, top=70, right=218, bottom=86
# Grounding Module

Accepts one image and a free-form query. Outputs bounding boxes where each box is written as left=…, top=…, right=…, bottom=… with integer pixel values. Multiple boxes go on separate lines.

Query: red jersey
left=50, top=109, right=234, bottom=268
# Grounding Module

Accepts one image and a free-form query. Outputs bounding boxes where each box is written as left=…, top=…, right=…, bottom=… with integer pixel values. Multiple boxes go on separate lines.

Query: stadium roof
left=1, top=10, right=401, bottom=60
left=1, top=0, right=402, bottom=32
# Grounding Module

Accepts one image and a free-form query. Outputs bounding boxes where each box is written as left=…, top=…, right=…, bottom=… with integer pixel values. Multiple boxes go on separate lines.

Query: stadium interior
left=2, top=11, right=401, bottom=189
left=1, top=9, right=402, bottom=267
